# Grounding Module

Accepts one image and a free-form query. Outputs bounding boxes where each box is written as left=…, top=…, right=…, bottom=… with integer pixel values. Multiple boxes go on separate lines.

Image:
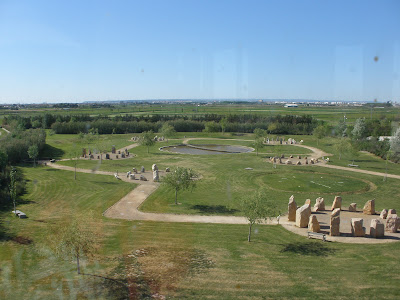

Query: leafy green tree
left=252, top=138, right=264, bottom=156
left=253, top=128, right=266, bottom=140
left=390, top=127, right=400, bottom=154
left=334, top=138, right=351, bottom=160
left=352, top=118, right=367, bottom=140
left=313, top=125, right=328, bottom=146
left=239, top=190, right=278, bottom=242
left=203, top=121, right=220, bottom=133
left=335, top=121, right=348, bottom=137
left=27, top=145, right=39, bottom=167
left=139, top=130, right=155, bottom=154
left=53, top=219, right=96, bottom=274
left=9, top=167, right=17, bottom=215
left=220, top=117, right=228, bottom=135
left=162, top=167, right=198, bottom=205
left=160, top=123, right=176, bottom=142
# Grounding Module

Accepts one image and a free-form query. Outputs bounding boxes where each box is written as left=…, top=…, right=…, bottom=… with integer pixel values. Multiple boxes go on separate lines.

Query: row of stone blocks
left=126, top=164, right=171, bottom=182
left=288, top=196, right=400, bottom=238
left=288, top=195, right=387, bottom=217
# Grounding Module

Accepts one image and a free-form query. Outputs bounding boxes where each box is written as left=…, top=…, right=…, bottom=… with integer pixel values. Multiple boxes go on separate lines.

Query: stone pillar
left=330, top=208, right=340, bottom=236
left=363, top=199, right=375, bottom=215
left=308, top=215, right=320, bottom=232
left=385, top=214, right=400, bottom=233
left=288, top=195, right=297, bottom=222
left=370, top=219, right=384, bottom=238
left=331, top=196, right=342, bottom=210
left=314, top=197, right=325, bottom=211
left=351, top=218, right=365, bottom=237
left=296, top=204, right=311, bottom=228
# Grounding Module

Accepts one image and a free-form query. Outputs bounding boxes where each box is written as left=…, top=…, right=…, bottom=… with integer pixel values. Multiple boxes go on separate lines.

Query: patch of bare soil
left=12, top=236, right=33, bottom=245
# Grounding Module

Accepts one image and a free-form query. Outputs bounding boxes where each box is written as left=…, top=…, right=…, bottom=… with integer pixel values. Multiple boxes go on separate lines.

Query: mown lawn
left=1, top=166, right=400, bottom=299
left=53, top=134, right=400, bottom=216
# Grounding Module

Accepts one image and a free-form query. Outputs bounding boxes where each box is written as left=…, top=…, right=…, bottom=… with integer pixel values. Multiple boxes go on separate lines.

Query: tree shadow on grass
left=39, top=144, right=65, bottom=160
left=190, top=205, right=239, bottom=215
left=280, top=241, right=336, bottom=257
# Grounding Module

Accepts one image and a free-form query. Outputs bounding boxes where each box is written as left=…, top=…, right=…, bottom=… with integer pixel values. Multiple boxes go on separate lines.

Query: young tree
left=9, top=167, right=17, bottom=215
left=53, top=219, right=96, bottom=274
left=27, top=145, right=39, bottom=167
left=69, top=147, right=80, bottom=180
left=313, top=125, right=327, bottom=146
left=239, top=190, right=278, bottom=242
left=252, top=138, right=264, bottom=156
left=390, top=127, right=400, bottom=155
left=253, top=128, right=266, bottom=140
left=139, top=130, right=155, bottom=154
left=334, top=138, right=351, bottom=160
left=162, top=167, right=198, bottom=205
left=352, top=118, right=367, bottom=140
left=160, top=123, right=176, bottom=143
left=220, top=117, right=228, bottom=135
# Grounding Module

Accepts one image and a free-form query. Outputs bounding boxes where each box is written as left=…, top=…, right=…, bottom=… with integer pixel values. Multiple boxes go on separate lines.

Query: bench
left=307, top=231, right=326, bottom=242
left=348, top=164, right=359, bottom=167
left=12, top=210, right=27, bottom=219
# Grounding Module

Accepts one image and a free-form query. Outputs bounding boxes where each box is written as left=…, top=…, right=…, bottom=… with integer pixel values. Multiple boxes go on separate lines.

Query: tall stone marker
left=308, top=215, right=320, bottom=232
left=296, top=204, right=311, bottom=228
left=385, top=214, right=400, bottom=233
left=370, top=219, right=385, bottom=238
left=351, top=218, right=365, bottom=237
left=288, top=195, right=297, bottom=222
left=363, top=199, right=375, bottom=215
left=331, top=196, right=342, bottom=210
left=314, top=197, right=325, bottom=211
left=330, top=208, right=341, bottom=236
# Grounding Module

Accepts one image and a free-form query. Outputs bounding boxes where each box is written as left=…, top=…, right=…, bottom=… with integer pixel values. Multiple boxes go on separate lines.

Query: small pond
left=160, top=144, right=254, bottom=155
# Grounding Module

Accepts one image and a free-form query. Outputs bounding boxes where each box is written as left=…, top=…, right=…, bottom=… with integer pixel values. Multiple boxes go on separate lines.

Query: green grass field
left=1, top=166, right=400, bottom=298
left=3, top=103, right=399, bottom=126
left=2, top=127, right=400, bottom=298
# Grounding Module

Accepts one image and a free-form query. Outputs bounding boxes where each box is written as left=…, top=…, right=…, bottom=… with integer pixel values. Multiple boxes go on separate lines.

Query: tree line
left=3, top=113, right=319, bottom=135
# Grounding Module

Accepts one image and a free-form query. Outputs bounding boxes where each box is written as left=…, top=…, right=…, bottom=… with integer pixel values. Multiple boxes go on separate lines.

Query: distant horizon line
left=1, top=98, right=396, bottom=105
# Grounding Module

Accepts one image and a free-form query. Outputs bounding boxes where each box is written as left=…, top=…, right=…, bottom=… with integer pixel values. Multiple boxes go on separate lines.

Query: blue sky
left=0, top=0, right=399, bottom=103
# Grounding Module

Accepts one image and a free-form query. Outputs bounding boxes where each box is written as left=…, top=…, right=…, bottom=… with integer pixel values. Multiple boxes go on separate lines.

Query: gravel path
left=45, top=138, right=400, bottom=243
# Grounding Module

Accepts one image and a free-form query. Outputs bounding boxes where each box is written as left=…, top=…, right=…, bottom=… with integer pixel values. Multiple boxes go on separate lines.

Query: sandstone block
left=153, top=170, right=159, bottom=182
left=363, top=199, right=375, bottom=215
left=351, top=218, right=365, bottom=237
left=330, top=208, right=340, bottom=236
left=296, top=204, right=311, bottom=228
left=331, top=196, right=342, bottom=210
left=308, top=215, right=320, bottom=233
left=288, top=195, right=297, bottom=222
left=314, top=197, right=325, bottom=211
left=387, top=209, right=397, bottom=217
left=348, top=203, right=357, bottom=212
left=385, top=214, right=400, bottom=233
left=380, top=209, right=388, bottom=219
left=370, top=219, right=385, bottom=238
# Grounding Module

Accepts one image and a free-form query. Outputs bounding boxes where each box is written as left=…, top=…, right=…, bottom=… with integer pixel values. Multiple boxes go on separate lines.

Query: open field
left=2, top=103, right=399, bottom=126
left=1, top=166, right=400, bottom=299
left=50, top=136, right=400, bottom=217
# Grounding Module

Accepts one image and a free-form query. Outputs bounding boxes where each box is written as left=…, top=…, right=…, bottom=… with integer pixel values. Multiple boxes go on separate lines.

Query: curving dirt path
left=45, top=138, right=400, bottom=243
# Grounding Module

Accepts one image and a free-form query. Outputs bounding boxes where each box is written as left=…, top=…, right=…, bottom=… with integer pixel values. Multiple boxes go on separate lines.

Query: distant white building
left=284, top=104, right=298, bottom=108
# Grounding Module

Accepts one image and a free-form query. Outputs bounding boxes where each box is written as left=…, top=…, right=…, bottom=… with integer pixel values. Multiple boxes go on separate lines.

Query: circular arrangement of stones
left=284, top=195, right=400, bottom=243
